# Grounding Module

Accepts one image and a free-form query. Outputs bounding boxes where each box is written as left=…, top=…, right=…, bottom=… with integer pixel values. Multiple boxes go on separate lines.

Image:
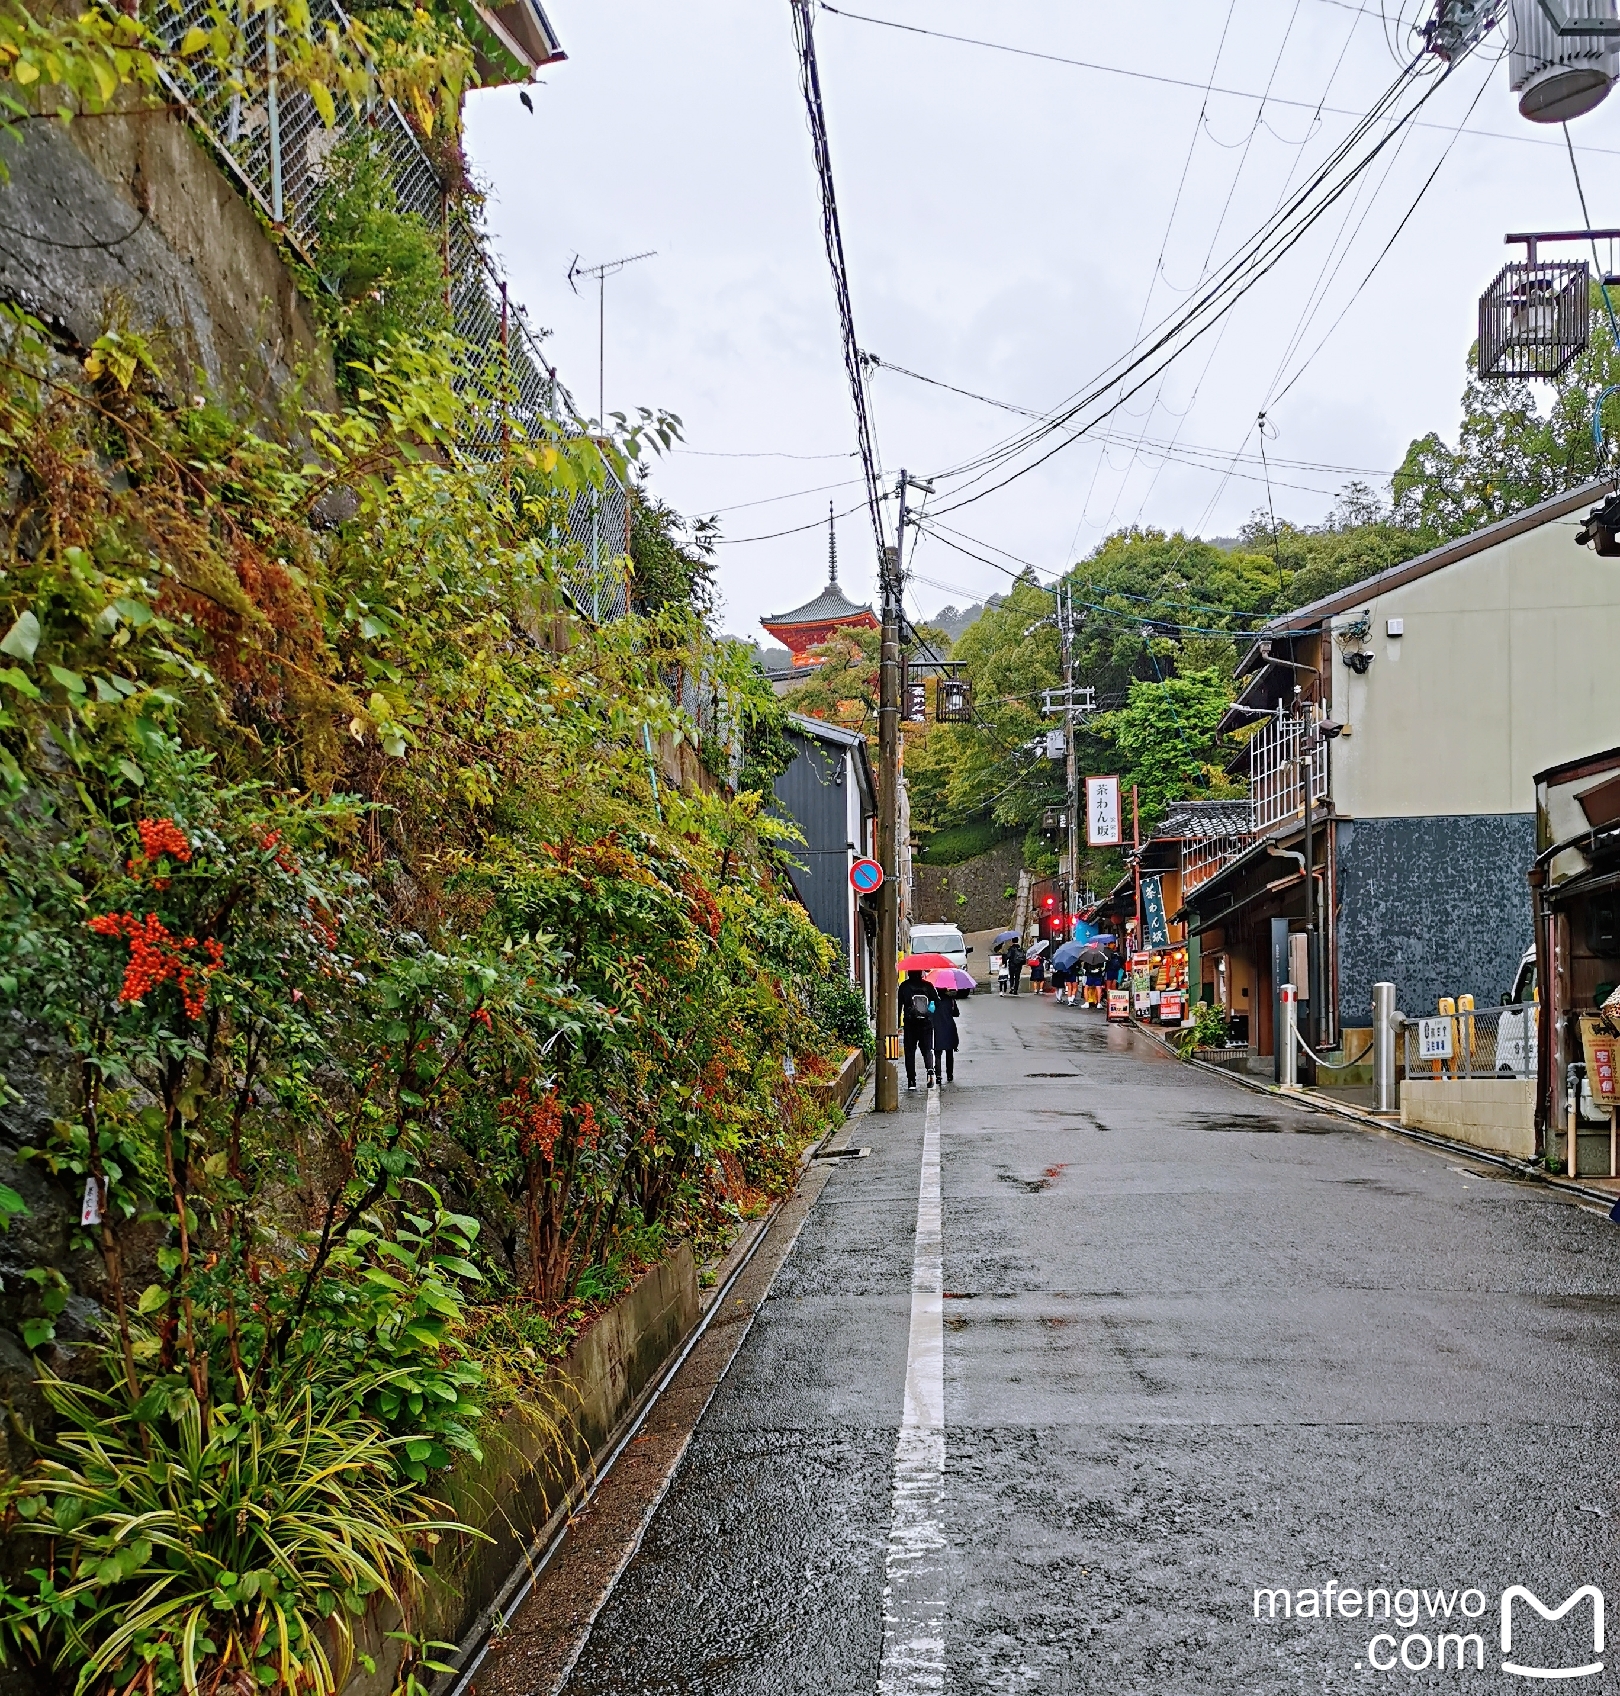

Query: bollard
left=1458, top=993, right=1475, bottom=1080
left=1372, top=982, right=1398, bottom=1114
left=1279, top=984, right=1299, bottom=1089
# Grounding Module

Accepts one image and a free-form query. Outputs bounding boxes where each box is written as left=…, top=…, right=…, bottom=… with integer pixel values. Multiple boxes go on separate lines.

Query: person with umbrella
left=899, top=964, right=937, bottom=1091
left=1027, top=939, right=1048, bottom=995
left=927, top=969, right=964, bottom=1082
left=1004, top=935, right=1027, bottom=996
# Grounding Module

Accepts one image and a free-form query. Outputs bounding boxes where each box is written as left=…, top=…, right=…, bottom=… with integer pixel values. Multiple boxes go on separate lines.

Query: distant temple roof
left=764, top=578, right=876, bottom=627
left=760, top=506, right=878, bottom=665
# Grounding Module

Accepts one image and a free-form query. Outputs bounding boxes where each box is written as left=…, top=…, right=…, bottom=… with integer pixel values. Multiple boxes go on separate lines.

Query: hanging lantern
left=1478, top=258, right=1589, bottom=378
left=936, top=678, right=973, bottom=723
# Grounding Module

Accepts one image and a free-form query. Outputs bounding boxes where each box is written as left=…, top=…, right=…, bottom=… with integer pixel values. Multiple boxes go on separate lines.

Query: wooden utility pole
left=1131, top=784, right=1142, bottom=949
left=875, top=511, right=904, bottom=1112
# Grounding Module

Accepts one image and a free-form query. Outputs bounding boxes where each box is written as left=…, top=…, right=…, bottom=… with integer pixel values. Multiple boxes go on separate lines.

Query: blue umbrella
left=992, top=929, right=1021, bottom=947
left=1051, top=940, right=1086, bottom=971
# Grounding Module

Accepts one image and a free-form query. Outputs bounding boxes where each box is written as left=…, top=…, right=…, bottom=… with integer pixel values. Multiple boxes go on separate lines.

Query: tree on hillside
left=1392, top=287, right=1620, bottom=541
left=1103, top=669, right=1245, bottom=833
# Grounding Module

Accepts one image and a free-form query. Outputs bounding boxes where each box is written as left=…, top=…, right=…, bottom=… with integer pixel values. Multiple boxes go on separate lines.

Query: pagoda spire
left=827, top=501, right=838, bottom=585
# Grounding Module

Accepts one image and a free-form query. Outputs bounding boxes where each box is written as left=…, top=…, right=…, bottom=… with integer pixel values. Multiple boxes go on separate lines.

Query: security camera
left=1345, top=651, right=1374, bottom=675
left=1319, top=720, right=1344, bottom=740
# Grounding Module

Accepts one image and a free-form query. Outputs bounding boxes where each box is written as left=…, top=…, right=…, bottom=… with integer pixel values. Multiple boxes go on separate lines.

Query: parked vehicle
left=908, top=924, right=972, bottom=974
left=1496, top=946, right=1538, bottom=1079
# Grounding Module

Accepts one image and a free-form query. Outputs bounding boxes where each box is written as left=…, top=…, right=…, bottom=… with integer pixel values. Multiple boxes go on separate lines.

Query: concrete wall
left=1335, top=814, right=1536, bottom=1021
left=345, top=1243, right=699, bottom=1696
left=0, top=104, right=332, bottom=408
left=1400, top=1078, right=1536, bottom=1159
left=1327, top=514, right=1620, bottom=821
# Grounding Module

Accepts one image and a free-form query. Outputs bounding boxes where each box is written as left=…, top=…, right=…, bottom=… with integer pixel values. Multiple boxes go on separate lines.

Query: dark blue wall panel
left=1335, top=814, right=1535, bottom=1024
left=773, top=732, right=852, bottom=955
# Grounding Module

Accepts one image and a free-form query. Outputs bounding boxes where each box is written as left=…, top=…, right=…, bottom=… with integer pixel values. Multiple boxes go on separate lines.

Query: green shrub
left=810, top=971, right=873, bottom=1059
left=915, top=817, right=1012, bottom=866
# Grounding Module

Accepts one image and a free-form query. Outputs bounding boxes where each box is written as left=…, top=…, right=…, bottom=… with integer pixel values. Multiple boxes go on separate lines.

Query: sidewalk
left=1128, top=1016, right=1620, bottom=1214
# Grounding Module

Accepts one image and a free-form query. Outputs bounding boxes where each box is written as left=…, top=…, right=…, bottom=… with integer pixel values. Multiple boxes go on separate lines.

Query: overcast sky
left=463, top=1, right=1620, bottom=644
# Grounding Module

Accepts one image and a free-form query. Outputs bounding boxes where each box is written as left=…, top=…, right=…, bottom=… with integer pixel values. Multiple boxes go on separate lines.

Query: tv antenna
left=567, top=249, right=657, bottom=425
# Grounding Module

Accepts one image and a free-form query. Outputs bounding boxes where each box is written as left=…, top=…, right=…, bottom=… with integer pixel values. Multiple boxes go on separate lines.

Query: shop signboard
left=1159, top=988, right=1185, bottom=1025
left=1580, top=1014, right=1619, bottom=1106
left=1086, top=776, right=1121, bottom=847
left=1141, top=876, right=1169, bottom=948
left=1107, top=987, right=1131, bottom=1022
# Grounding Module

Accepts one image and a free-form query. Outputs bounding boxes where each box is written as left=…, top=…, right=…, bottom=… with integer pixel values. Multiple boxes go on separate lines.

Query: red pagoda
left=760, top=509, right=879, bottom=667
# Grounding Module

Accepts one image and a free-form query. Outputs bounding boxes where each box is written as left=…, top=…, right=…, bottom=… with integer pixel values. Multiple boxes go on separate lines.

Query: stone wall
left=910, top=838, right=1023, bottom=934
left=0, top=102, right=333, bottom=408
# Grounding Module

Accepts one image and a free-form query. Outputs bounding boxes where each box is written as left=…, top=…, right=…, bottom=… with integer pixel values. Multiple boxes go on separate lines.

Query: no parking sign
left=850, top=857, right=884, bottom=894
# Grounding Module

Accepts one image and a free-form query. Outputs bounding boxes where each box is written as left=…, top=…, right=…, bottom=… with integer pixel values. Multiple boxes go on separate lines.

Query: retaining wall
left=345, top=1243, right=699, bottom=1696
left=1400, top=1078, right=1536, bottom=1159
left=911, top=838, right=1023, bottom=933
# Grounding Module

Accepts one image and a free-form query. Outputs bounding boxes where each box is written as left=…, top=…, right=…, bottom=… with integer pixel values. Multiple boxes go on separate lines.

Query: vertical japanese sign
left=1141, top=875, right=1169, bottom=948
left=1086, top=776, right=1121, bottom=847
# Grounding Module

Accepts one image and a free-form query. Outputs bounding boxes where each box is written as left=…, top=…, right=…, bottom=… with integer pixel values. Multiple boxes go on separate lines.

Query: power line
left=711, top=500, right=867, bottom=546
left=818, top=5, right=1619, bottom=156
left=790, top=0, right=886, bottom=558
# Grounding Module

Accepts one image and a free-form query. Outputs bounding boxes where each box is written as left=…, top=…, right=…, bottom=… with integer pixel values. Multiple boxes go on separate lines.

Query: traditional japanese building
left=760, top=510, right=879, bottom=666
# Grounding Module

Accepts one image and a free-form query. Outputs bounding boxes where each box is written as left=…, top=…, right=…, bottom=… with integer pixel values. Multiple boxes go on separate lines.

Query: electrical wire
left=818, top=5, right=1620, bottom=155
left=790, top=1, right=887, bottom=558
left=1563, top=123, right=1620, bottom=351
left=917, top=51, right=1456, bottom=513
left=711, top=500, right=867, bottom=546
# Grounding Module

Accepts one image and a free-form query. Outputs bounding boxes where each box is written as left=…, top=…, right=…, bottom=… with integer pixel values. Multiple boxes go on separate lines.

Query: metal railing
left=147, top=0, right=628, bottom=622
left=1400, top=1004, right=1537, bottom=1081
left=1249, top=711, right=1328, bottom=834
left=1181, top=829, right=1255, bottom=894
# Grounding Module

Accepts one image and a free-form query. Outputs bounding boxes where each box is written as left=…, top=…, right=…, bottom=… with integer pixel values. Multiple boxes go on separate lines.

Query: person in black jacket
left=930, top=987, right=961, bottom=1082
left=1004, top=938, right=1027, bottom=995
left=899, top=969, right=936, bottom=1091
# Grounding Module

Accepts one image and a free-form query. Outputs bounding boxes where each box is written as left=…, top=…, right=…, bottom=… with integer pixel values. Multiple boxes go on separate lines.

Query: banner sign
left=1141, top=875, right=1169, bottom=948
left=1159, top=989, right=1184, bottom=1025
left=1086, top=775, right=1121, bottom=846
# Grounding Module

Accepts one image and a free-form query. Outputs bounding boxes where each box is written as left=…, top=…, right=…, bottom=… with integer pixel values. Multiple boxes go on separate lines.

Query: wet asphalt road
left=556, top=991, right=1620, bottom=1695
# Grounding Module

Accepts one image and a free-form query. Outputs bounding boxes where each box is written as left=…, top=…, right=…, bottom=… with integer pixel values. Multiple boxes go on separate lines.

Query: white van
left=1495, top=946, right=1538, bottom=1079
left=908, top=924, right=971, bottom=974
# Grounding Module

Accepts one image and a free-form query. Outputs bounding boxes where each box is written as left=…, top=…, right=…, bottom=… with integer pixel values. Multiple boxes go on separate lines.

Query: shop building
left=1179, top=475, right=1620, bottom=1070
left=1529, top=745, right=1620, bottom=1155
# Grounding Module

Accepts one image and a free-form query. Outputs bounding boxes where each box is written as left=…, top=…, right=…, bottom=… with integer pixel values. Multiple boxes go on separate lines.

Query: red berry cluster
left=470, top=1006, right=494, bottom=1030
left=258, top=829, right=300, bottom=875
left=136, top=818, right=192, bottom=864
left=87, top=912, right=225, bottom=1018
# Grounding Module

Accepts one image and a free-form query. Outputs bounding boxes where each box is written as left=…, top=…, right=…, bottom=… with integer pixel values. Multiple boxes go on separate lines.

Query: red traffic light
left=1042, top=894, right=1056, bottom=908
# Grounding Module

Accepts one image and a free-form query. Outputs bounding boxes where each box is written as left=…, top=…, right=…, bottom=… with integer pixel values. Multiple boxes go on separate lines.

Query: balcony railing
left=1179, top=713, right=1330, bottom=895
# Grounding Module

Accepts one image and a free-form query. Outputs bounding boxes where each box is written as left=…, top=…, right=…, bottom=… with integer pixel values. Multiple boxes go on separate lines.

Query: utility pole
left=1061, top=582, right=1077, bottom=939
left=874, top=475, right=909, bottom=1114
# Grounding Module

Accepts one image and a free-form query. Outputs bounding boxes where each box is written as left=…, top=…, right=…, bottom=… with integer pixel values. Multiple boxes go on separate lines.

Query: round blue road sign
left=850, top=857, right=884, bottom=894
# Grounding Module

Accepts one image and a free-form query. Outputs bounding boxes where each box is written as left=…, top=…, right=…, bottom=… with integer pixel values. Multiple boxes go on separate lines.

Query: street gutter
left=1130, top=1019, right=1620, bottom=1214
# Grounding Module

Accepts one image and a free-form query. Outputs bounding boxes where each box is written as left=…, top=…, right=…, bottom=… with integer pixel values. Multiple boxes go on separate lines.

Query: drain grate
left=1025, top=1072, right=1079, bottom=1078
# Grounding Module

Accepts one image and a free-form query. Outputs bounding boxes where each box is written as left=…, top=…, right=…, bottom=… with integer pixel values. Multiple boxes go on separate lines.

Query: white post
left=1372, top=982, right=1398, bottom=1114
left=1279, top=984, right=1299, bottom=1090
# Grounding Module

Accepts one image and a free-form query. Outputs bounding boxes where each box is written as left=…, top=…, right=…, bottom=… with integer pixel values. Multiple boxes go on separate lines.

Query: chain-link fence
left=1400, top=1004, right=1537, bottom=1081
left=148, top=0, right=628, bottom=621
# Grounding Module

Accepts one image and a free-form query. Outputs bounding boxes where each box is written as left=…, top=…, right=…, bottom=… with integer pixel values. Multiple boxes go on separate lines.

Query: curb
left=1129, top=1019, right=1620, bottom=1213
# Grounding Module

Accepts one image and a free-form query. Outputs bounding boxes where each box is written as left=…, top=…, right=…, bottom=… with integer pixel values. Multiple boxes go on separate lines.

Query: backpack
left=907, top=991, right=933, bottom=1021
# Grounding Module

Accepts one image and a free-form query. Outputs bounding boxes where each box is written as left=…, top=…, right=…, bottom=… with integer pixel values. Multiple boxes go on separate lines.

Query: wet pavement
left=514, top=990, right=1620, bottom=1693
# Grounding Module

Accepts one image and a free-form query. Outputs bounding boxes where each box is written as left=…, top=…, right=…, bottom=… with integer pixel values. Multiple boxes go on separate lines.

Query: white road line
left=878, top=1082, right=946, bottom=1695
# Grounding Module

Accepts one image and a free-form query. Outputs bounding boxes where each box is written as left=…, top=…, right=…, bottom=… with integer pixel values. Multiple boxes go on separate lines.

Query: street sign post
left=850, top=857, right=884, bottom=895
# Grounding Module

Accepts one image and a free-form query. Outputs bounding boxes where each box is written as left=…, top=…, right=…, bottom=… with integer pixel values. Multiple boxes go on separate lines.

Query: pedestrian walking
left=1005, top=938, right=1026, bottom=996
left=899, top=968, right=936, bottom=1091
left=930, top=986, right=960, bottom=1082
left=1029, top=952, right=1046, bottom=995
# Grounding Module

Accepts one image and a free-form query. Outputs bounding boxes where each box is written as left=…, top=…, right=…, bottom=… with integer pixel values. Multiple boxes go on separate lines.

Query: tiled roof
left=1155, top=800, right=1253, bottom=841
left=763, top=579, right=876, bottom=626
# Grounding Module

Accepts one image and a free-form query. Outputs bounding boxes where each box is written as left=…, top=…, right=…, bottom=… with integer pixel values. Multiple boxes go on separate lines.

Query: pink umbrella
left=928, top=968, right=977, bottom=992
